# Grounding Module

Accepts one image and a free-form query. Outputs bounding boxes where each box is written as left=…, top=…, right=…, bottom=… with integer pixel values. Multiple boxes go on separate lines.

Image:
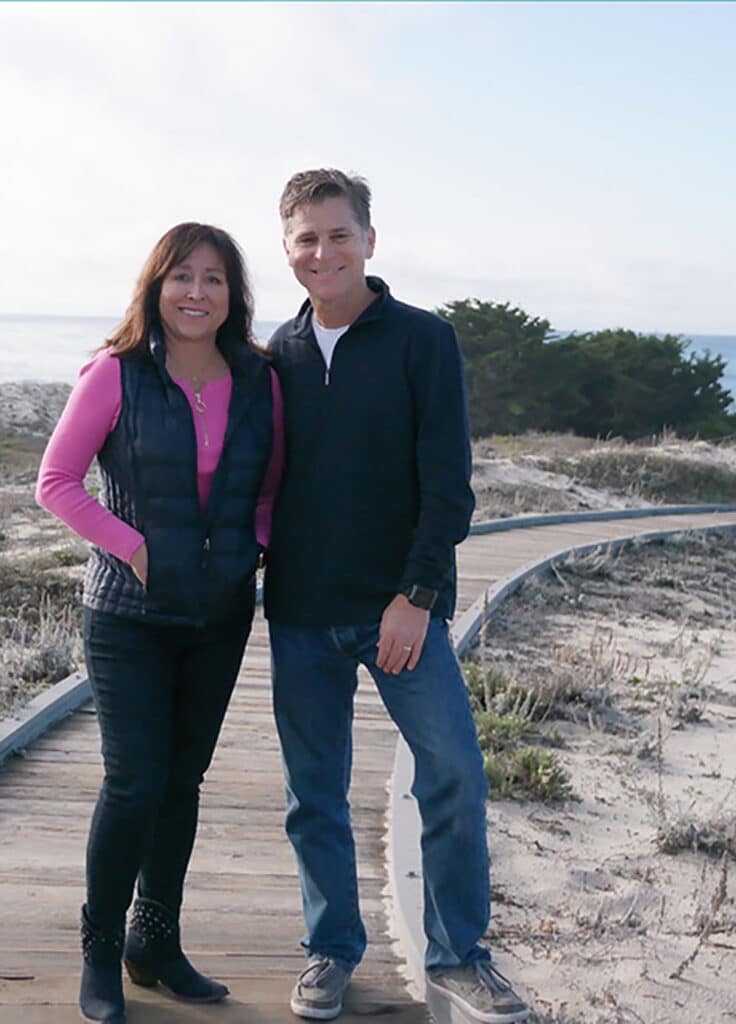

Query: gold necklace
left=191, top=379, right=210, bottom=448
left=168, top=356, right=219, bottom=449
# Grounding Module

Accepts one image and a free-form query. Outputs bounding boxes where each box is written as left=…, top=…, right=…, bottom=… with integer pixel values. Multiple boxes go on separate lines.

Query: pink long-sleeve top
left=36, top=349, right=284, bottom=564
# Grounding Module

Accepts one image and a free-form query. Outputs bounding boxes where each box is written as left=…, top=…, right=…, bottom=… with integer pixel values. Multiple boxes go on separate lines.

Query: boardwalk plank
left=3, top=510, right=736, bottom=1022
left=0, top=598, right=425, bottom=1019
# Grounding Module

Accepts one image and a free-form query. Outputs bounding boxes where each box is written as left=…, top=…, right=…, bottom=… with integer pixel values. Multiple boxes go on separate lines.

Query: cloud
left=0, top=2, right=734, bottom=332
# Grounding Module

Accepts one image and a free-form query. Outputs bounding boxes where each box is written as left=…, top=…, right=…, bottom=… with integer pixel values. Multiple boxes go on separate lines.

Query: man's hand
left=130, top=542, right=148, bottom=585
left=376, top=594, right=430, bottom=675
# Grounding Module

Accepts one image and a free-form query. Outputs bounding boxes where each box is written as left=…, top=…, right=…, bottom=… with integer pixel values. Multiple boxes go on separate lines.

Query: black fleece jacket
left=264, top=277, right=475, bottom=626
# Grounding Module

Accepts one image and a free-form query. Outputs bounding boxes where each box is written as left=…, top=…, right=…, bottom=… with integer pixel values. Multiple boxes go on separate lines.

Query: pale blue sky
left=1, top=1, right=734, bottom=333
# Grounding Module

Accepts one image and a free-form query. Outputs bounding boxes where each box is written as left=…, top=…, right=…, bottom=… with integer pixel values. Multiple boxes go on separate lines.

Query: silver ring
left=402, top=645, right=413, bottom=652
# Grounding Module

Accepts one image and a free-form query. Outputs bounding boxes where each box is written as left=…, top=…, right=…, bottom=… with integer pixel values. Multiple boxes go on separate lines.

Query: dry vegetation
left=3, top=403, right=736, bottom=1017
left=0, top=436, right=84, bottom=715
left=472, top=432, right=736, bottom=520
left=466, top=533, right=736, bottom=1023
left=4, top=425, right=736, bottom=722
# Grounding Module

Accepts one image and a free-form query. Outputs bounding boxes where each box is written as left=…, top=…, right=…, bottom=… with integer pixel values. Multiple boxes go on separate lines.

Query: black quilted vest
left=83, top=332, right=273, bottom=626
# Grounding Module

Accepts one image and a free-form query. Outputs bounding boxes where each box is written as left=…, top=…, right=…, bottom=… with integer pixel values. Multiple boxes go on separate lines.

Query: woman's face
left=159, top=242, right=229, bottom=347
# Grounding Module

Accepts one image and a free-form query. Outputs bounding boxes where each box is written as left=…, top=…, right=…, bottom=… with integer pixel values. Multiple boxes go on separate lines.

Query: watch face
left=406, top=585, right=437, bottom=610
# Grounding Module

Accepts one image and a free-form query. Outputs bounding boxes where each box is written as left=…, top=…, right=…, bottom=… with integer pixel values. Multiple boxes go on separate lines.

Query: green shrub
left=474, top=711, right=527, bottom=751
left=484, top=747, right=574, bottom=803
left=464, top=661, right=574, bottom=803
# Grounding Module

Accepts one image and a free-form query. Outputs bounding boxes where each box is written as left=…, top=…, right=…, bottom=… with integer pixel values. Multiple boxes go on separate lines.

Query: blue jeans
left=83, top=601, right=253, bottom=932
left=269, top=617, right=491, bottom=971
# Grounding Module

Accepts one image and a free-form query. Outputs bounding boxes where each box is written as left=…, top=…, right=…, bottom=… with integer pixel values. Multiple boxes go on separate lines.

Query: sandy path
left=475, top=533, right=736, bottom=1023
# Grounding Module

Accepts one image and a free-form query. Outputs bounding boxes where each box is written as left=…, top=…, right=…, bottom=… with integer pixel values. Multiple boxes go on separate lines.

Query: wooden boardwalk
left=2, top=509, right=735, bottom=1023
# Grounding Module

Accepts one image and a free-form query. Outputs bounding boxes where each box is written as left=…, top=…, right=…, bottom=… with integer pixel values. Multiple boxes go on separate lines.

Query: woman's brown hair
left=104, top=223, right=257, bottom=357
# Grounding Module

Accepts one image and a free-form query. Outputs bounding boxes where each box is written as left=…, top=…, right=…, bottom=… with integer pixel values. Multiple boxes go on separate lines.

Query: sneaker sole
left=290, top=995, right=342, bottom=1020
left=425, top=977, right=530, bottom=1024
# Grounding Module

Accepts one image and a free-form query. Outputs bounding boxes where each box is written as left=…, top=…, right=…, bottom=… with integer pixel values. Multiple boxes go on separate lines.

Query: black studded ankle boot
left=123, top=897, right=229, bottom=1003
left=80, top=905, right=125, bottom=1024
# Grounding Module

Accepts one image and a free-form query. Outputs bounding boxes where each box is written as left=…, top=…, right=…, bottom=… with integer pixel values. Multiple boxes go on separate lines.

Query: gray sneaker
left=290, top=955, right=352, bottom=1020
left=425, top=961, right=529, bottom=1024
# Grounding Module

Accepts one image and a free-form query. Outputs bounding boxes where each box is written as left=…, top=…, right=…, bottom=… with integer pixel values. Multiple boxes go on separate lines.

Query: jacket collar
left=291, top=276, right=391, bottom=338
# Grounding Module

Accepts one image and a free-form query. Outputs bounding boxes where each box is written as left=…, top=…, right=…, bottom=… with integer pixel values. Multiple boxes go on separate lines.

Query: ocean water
left=685, top=335, right=736, bottom=406
left=0, top=316, right=735, bottom=401
left=0, top=315, right=282, bottom=385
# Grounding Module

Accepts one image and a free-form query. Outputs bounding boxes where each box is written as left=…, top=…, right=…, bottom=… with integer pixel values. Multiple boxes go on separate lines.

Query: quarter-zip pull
left=324, top=367, right=330, bottom=386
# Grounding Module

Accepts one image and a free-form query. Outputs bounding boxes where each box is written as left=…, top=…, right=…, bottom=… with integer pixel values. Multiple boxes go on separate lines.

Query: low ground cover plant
left=463, top=661, right=574, bottom=803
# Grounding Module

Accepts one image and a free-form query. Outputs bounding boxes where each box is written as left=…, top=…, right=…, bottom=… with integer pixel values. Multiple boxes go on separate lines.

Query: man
left=265, top=168, right=529, bottom=1024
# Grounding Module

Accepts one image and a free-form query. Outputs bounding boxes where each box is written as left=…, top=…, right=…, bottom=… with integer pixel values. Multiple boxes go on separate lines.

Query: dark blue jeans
left=270, top=618, right=490, bottom=971
left=83, top=600, right=253, bottom=932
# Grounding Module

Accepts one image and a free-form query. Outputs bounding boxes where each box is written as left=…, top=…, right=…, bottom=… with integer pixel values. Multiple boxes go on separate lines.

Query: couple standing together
left=37, top=169, right=529, bottom=1024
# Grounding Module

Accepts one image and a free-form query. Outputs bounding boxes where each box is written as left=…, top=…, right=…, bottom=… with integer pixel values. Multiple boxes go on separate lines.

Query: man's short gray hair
left=280, top=169, right=372, bottom=232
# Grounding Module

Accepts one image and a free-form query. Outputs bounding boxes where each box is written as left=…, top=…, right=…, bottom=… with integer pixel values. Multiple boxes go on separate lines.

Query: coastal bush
left=545, top=329, right=733, bottom=440
left=464, top=661, right=554, bottom=722
left=0, top=557, right=82, bottom=714
left=464, top=662, right=514, bottom=710
left=470, top=433, right=736, bottom=520
left=655, top=818, right=736, bottom=857
left=437, top=300, right=556, bottom=436
left=0, top=558, right=81, bottom=627
left=647, top=717, right=736, bottom=859
left=474, top=710, right=527, bottom=750
left=0, top=597, right=82, bottom=715
left=484, top=746, right=574, bottom=804
left=440, top=298, right=735, bottom=440
left=462, top=660, right=574, bottom=803
left=539, top=449, right=736, bottom=505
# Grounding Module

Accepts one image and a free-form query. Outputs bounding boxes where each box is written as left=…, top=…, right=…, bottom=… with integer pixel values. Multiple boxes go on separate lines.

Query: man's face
left=283, top=196, right=375, bottom=310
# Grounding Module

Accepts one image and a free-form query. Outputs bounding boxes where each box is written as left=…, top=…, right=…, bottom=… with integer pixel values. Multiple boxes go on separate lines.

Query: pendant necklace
left=168, top=355, right=219, bottom=449
left=191, top=378, right=210, bottom=448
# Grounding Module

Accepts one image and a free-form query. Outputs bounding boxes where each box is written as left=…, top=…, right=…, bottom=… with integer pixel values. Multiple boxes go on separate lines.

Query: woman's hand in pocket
left=130, top=542, right=149, bottom=585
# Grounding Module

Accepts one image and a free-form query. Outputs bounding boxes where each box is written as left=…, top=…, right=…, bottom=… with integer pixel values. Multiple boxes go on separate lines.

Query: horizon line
left=0, top=311, right=733, bottom=340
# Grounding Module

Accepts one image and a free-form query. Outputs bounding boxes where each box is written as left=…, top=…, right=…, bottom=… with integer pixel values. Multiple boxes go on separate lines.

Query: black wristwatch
left=401, top=583, right=438, bottom=611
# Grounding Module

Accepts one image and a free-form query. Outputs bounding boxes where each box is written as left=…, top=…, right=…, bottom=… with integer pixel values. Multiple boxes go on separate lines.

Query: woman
left=36, top=223, right=283, bottom=1024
